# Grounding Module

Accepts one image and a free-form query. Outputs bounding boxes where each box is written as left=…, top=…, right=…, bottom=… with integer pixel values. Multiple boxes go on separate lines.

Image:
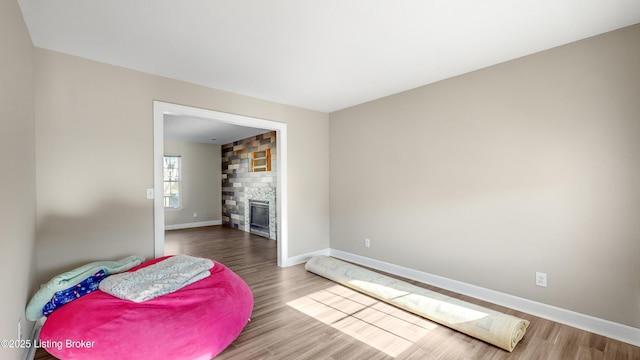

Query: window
left=163, top=155, right=181, bottom=209
left=251, top=149, right=271, bottom=172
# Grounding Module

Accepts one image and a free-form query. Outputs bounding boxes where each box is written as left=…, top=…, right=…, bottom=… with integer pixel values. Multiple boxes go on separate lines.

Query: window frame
left=163, top=155, right=182, bottom=210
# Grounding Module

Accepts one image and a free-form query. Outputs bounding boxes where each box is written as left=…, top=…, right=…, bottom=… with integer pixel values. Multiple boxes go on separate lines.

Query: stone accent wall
left=221, top=131, right=277, bottom=239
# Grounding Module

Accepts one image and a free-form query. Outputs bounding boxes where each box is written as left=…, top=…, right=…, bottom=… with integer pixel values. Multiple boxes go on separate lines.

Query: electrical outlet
left=364, top=238, right=371, bottom=248
left=193, top=212, right=198, bottom=218
left=535, top=272, right=548, bottom=287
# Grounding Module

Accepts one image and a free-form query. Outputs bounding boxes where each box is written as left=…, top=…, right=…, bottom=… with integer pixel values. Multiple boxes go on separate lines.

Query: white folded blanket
left=99, top=254, right=214, bottom=302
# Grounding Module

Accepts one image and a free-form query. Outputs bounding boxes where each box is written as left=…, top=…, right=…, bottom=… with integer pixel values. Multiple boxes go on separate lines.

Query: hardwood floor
left=36, top=225, right=639, bottom=359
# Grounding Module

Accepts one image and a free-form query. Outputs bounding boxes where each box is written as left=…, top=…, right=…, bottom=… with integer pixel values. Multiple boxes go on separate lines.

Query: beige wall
left=0, top=1, right=36, bottom=358
left=34, top=48, right=330, bottom=285
left=330, top=24, right=640, bottom=327
left=164, top=140, right=222, bottom=226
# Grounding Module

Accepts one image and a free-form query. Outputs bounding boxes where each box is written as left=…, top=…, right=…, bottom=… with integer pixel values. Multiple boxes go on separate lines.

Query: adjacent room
left=2, top=1, right=639, bottom=359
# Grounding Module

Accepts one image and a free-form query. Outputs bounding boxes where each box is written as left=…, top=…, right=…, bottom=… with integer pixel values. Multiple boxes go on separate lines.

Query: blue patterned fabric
left=27, top=255, right=145, bottom=320
left=43, top=270, right=108, bottom=317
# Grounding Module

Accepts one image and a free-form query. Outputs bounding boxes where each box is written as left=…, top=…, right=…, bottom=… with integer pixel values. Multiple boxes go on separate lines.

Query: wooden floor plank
left=35, top=225, right=640, bottom=359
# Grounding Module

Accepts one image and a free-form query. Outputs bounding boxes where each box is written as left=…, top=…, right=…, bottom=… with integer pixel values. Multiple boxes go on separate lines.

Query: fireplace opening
left=249, top=200, right=270, bottom=237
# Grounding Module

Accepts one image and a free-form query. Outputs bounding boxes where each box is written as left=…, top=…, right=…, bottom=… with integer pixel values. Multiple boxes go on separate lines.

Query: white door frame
left=153, top=101, right=288, bottom=267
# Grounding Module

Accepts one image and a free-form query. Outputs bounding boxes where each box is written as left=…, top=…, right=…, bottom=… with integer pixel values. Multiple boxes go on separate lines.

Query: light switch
left=146, top=188, right=155, bottom=200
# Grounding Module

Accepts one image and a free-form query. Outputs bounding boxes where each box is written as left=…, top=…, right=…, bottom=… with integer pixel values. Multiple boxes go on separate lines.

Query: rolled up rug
left=305, top=255, right=529, bottom=352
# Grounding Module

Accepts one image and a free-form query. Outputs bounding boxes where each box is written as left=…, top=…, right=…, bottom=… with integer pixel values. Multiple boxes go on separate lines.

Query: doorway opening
left=153, top=101, right=288, bottom=266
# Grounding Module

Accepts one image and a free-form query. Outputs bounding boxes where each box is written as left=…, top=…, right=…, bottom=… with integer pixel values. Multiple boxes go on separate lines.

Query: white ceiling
left=164, top=114, right=270, bottom=145
left=17, top=0, right=640, bottom=113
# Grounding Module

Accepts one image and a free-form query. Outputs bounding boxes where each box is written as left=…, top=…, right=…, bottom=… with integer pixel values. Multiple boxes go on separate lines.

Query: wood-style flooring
left=36, top=225, right=639, bottom=359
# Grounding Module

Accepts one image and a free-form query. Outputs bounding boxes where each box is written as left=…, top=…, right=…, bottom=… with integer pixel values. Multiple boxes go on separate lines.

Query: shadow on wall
left=34, top=200, right=154, bottom=291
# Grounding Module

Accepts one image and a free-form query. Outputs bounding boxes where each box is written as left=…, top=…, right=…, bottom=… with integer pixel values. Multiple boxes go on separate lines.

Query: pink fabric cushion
left=39, top=257, right=253, bottom=360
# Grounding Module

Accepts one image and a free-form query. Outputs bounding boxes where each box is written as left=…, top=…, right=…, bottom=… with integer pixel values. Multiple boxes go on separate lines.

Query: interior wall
left=0, top=1, right=36, bottom=358
left=34, top=48, right=330, bottom=286
left=163, top=140, right=221, bottom=227
left=329, top=24, right=640, bottom=328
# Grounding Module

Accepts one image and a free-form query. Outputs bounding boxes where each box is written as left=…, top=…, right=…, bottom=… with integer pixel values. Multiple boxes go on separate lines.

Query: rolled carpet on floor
left=305, top=255, right=529, bottom=352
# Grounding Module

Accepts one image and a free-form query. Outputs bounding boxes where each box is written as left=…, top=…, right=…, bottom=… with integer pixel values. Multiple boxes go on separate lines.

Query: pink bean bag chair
left=39, top=256, right=253, bottom=360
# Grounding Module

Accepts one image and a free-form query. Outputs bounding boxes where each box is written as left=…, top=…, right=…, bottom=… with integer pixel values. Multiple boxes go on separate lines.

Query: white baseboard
left=329, top=249, right=640, bottom=347
left=23, top=318, right=44, bottom=360
left=164, top=220, right=222, bottom=231
left=282, top=248, right=330, bottom=267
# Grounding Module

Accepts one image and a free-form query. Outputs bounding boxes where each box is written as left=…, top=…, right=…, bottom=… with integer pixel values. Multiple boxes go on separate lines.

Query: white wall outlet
left=364, top=238, right=371, bottom=248
left=535, top=272, right=548, bottom=287
left=193, top=212, right=198, bottom=218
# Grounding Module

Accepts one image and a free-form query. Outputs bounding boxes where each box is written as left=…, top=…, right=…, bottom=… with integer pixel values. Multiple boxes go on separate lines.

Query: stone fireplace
left=249, top=200, right=269, bottom=237
left=244, top=187, right=276, bottom=240
left=222, top=131, right=277, bottom=235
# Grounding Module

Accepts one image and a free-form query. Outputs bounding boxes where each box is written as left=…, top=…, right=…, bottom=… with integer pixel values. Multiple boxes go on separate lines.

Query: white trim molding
left=282, top=248, right=330, bottom=267
left=164, top=220, right=222, bottom=231
left=24, top=318, right=45, bottom=360
left=329, top=249, right=640, bottom=347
